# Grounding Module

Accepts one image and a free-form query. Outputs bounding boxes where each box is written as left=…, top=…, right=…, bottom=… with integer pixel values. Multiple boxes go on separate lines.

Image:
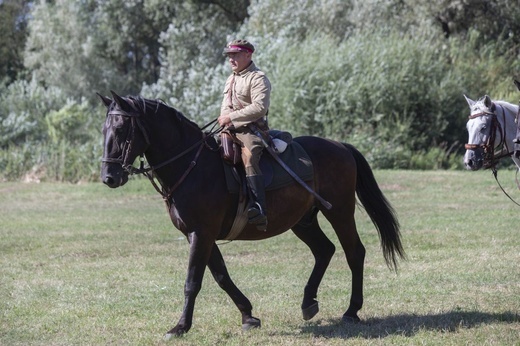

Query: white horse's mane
left=471, top=96, right=518, bottom=113
left=493, top=100, right=519, bottom=113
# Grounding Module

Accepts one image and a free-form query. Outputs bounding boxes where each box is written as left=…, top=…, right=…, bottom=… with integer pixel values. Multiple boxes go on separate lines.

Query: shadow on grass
left=299, top=310, right=519, bottom=339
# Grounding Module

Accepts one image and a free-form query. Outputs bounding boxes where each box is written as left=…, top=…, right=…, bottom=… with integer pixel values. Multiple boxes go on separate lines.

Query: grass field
left=1, top=170, right=519, bottom=345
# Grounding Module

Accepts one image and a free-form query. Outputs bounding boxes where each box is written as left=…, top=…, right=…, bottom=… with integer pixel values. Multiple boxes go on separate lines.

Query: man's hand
left=218, top=114, right=232, bottom=127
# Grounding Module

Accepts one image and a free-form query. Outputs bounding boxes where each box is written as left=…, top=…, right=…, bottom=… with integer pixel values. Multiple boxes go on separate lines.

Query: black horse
left=99, top=91, right=405, bottom=338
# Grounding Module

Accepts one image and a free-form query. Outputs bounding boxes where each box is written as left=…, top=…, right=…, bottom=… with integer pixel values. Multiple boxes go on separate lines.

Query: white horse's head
left=463, top=95, right=520, bottom=170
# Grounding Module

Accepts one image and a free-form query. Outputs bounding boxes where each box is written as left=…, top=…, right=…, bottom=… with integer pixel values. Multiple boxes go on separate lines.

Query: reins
left=126, top=118, right=222, bottom=175
left=143, top=139, right=207, bottom=204
left=491, top=168, right=520, bottom=207
left=136, top=119, right=223, bottom=203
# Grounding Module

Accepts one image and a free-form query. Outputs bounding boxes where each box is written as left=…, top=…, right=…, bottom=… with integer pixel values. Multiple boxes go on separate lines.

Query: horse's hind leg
left=291, top=212, right=336, bottom=321
left=323, top=208, right=366, bottom=323
left=207, top=244, right=261, bottom=330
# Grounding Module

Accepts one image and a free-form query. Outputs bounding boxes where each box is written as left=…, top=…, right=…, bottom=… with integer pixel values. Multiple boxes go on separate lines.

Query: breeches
left=235, top=131, right=263, bottom=176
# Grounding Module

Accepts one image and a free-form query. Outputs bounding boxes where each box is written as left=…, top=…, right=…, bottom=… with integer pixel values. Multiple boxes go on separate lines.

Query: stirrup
left=247, top=203, right=267, bottom=231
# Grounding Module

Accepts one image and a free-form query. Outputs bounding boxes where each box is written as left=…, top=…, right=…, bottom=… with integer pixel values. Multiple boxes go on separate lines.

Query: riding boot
left=246, top=175, right=268, bottom=231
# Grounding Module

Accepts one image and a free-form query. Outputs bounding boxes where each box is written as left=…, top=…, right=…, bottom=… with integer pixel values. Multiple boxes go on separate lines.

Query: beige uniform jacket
left=220, top=62, right=271, bottom=129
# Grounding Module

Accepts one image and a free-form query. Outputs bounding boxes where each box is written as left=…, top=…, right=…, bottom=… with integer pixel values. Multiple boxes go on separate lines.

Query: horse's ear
left=483, top=95, right=492, bottom=108
left=110, top=90, right=132, bottom=111
left=514, top=79, right=520, bottom=91
left=463, top=94, right=475, bottom=108
left=96, top=93, right=112, bottom=108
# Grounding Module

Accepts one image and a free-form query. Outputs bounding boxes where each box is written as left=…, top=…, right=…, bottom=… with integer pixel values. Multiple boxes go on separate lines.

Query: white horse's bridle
left=465, top=103, right=513, bottom=168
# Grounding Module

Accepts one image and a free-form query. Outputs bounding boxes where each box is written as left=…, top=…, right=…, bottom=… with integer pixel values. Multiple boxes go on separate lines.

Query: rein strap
left=492, top=168, right=520, bottom=207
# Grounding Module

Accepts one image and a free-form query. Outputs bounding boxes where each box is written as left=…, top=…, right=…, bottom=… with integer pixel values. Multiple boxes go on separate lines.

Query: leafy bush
left=0, top=80, right=103, bottom=182
left=0, top=140, right=102, bottom=182
left=0, top=79, right=66, bottom=147
left=45, top=99, right=94, bottom=144
left=254, top=27, right=519, bottom=169
left=261, top=29, right=464, bottom=152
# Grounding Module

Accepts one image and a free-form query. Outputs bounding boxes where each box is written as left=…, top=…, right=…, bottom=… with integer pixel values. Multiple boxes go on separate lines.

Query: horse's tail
left=343, top=143, right=406, bottom=270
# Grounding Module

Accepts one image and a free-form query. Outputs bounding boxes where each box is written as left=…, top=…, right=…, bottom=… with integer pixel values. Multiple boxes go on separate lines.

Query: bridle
left=101, top=108, right=152, bottom=173
left=464, top=103, right=513, bottom=169
left=102, top=104, right=222, bottom=201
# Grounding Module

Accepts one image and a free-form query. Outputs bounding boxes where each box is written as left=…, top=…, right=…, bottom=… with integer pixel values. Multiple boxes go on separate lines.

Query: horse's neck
left=495, top=102, right=518, bottom=153
left=160, top=126, right=201, bottom=155
left=144, top=116, right=207, bottom=183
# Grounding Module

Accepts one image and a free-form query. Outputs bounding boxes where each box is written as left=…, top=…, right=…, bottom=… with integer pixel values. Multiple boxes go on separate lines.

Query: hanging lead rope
left=491, top=167, right=520, bottom=207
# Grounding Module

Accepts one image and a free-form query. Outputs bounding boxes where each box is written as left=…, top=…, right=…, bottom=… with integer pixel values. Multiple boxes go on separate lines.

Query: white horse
left=514, top=80, right=520, bottom=160
left=463, top=95, right=520, bottom=170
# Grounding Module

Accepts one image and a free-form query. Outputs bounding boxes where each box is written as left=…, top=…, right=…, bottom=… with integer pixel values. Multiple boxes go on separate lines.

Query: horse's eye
left=115, top=125, right=125, bottom=134
left=113, top=119, right=127, bottom=134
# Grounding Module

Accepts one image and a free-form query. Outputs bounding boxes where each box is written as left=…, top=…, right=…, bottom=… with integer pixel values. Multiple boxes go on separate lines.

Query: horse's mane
left=126, top=95, right=202, bottom=131
left=472, top=96, right=519, bottom=117
left=494, top=100, right=519, bottom=114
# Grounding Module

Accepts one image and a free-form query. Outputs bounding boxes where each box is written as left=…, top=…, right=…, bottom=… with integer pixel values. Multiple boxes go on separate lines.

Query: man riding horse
left=218, top=39, right=271, bottom=231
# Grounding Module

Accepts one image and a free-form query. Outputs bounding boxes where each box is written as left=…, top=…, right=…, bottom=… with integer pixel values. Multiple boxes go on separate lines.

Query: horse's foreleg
left=165, top=232, right=213, bottom=339
left=291, top=216, right=336, bottom=321
left=207, top=244, right=261, bottom=330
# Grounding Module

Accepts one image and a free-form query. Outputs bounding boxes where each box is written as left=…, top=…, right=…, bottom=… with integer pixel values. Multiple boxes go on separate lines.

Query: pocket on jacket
left=236, top=85, right=250, bottom=98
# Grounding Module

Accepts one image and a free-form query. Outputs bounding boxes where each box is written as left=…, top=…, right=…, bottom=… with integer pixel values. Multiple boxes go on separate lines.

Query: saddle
left=218, top=130, right=314, bottom=240
left=219, top=130, right=313, bottom=192
left=220, top=129, right=293, bottom=166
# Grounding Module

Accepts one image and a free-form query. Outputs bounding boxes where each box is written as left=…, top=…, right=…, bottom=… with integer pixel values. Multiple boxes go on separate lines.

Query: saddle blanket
left=223, top=140, right=314, bottom=193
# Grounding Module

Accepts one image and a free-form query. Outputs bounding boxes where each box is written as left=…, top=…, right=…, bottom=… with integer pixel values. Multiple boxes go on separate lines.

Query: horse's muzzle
left=101, top=164, right=129, bottom=188
left=464, top=149, right=484, bottom=171
left=102, top=174, right=128, bottom=188
left=464, top=159, right=483, bottom=171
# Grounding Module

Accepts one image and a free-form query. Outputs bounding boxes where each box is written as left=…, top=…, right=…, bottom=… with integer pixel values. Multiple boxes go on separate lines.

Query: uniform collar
left=234, top=61, right=256, bottom=76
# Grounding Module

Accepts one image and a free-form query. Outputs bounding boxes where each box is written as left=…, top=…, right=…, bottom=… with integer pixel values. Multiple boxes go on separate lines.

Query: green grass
left=1, top=170, right=519, bottom=345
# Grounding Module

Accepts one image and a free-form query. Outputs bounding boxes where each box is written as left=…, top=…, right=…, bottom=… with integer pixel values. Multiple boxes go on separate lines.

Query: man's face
left=226, top=51, right=252, bottom=73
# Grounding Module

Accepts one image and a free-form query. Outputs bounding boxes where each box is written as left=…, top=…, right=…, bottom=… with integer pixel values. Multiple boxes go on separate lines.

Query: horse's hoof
left=164, top=331, right=185, bottom=341
left=242, top=317, right=261, bottom=331
left=164, top=333, right=173, bottom=341
left=341, top=314, right=361, bottom=324
left=164, top=326, right=187, bottom=340
left=302, top=301, right=319, bottom=320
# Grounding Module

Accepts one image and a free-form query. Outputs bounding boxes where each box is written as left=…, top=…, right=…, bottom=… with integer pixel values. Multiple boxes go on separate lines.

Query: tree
left=141, top=1, right=242, bottom=122
left=0, top=0, right=31, bottom=85
left=24, top=0, right=177, bottom=101
left=24, top=1, right=118, bottom=101
left=428, top=0, right=520, bottom=42
left=92, top=0, right=177, bottom=92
